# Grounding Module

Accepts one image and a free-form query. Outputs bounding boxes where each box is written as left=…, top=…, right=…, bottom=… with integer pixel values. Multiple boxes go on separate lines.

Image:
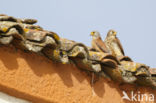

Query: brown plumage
left=90, top=31, right=109, bottom=53
left=115, top=36, right=125, bottom=55
left=104, top=30, right=125, bottom=57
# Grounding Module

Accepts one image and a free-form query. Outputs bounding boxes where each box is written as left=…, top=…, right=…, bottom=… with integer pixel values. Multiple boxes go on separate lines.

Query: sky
left=1, top=0, right=156, bottom=67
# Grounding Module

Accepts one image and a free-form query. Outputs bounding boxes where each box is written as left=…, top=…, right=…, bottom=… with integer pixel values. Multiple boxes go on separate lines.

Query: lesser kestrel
left=90, top=31, right=109, bottom=53
left=104, top=30, right=125, bottom=57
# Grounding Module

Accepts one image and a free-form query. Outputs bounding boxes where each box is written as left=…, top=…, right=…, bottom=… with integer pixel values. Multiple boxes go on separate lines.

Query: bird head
left=107, top=30, right=117, bottom=37
left=90, top=31, right=101, bottom=39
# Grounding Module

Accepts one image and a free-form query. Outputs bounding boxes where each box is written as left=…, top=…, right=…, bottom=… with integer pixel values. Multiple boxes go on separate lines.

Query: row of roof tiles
left=0, top=14, right=156, bottom=88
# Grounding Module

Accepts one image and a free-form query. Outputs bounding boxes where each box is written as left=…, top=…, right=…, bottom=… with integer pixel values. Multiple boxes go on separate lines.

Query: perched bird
left=104, top=30, right=125, bottom=57
left=90, top=31, right=109, bottom=53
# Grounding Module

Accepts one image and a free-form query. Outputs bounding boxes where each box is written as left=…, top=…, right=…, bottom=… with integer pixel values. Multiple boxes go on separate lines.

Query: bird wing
left=116, top=37, right=125, bottom=55
left=95, top=38, right=109, bottom=53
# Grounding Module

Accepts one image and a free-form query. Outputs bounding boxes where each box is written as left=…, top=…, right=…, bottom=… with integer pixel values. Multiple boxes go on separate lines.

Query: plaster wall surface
left=0, top=46, right=155, bottom=103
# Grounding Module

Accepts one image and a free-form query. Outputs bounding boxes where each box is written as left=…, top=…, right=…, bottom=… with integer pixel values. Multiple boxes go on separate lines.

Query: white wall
left=0, top=92, right=31, bottom=103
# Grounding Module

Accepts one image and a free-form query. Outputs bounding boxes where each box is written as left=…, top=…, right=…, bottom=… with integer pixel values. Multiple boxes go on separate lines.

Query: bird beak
left=114, top=31, right=117, bottom=36
left=90, top=32, right=94, bottom=36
